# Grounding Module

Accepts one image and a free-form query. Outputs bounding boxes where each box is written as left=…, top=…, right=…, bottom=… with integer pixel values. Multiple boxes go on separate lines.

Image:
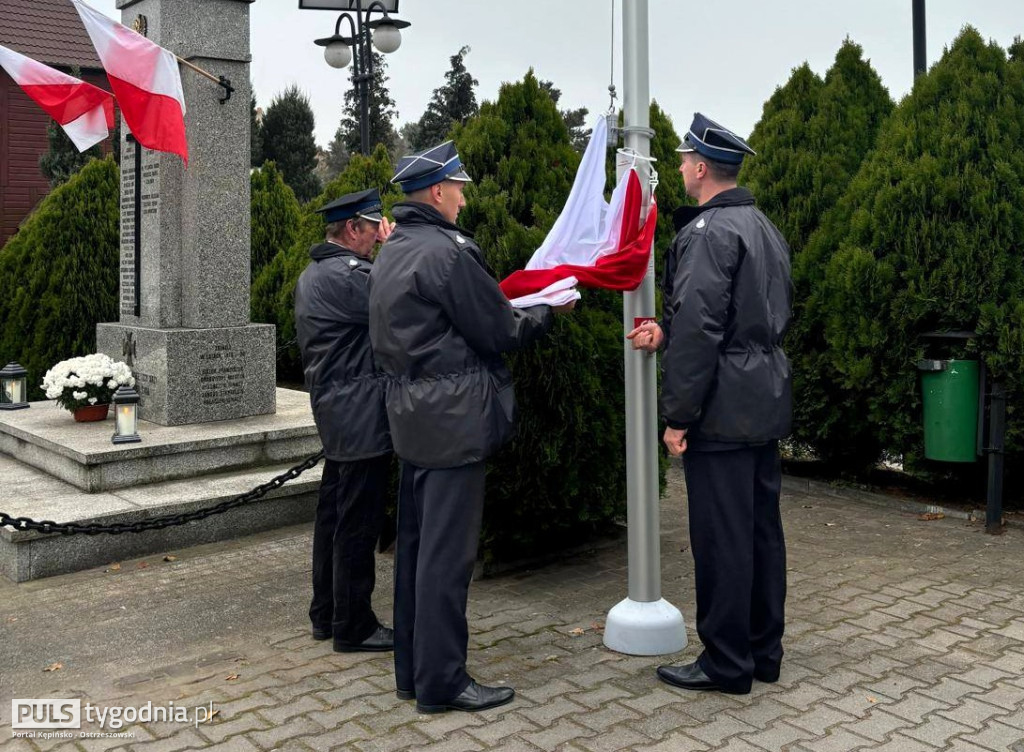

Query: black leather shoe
left=416, top=680, right=515, bottom=714
left=311, top=625, right=332, bottom=641
left=333, top=625, right=394, bottom=653
left=396, top=688, right=415, bottom=701
left=754, top=666, right=780, bottom=683
left=656, top=661, right=750, bottom=695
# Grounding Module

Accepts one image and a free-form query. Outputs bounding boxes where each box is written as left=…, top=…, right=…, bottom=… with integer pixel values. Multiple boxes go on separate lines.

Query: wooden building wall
left=0, top=67, right=112, bottom=246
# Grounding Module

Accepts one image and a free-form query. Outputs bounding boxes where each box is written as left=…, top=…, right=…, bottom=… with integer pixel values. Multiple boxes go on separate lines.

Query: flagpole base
left=603, top=597, right=687, bottom=656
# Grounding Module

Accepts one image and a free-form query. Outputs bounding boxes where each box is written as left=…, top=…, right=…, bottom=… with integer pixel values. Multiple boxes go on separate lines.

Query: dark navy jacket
left=661, top=188, right=793, bottom=447
left=295, top=242, right=391, bottom=461
left=368, top=202, right=552, bottom=468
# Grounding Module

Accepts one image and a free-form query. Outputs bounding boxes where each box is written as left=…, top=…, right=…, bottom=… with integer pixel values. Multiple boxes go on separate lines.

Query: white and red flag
left=72, top=0, right=188, bottom=165
left=0, top=44, right=114, bottom=151
left=500, top=117, right=658, bottom=307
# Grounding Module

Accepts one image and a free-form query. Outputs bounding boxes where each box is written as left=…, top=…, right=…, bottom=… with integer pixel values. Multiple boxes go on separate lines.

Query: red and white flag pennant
left=0, top=43, right=114, bottom=151
left=500, top=117, right=657, bottom=307
left=71, top=0, right=188, bottom=165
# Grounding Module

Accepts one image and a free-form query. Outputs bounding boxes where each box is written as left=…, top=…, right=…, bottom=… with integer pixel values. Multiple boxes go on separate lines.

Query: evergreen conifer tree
left=39, top=121, right=102, bottom=188
left=250, top=86, right=264, bottom=168
left=798, top=28, right=1024, bottom=471
left=38, top=66, right=104, bottom=188
left=254, top=145, right=398, bottom=381
left=539, top=80, right=590, bottom=153
left=322, top=127, right=351, bottom=183
left=0, top=159, right=119, bottom=399
left=741, top=43, right=893, bottom=466
left=338, top=51, right=399, bottom=156
left=250, top=161, right=302, bottom=285
left=453, top=71, right=635, bottom=561
left=647, top=101, right=687, bottom=275
left=740, top=62, right=825, bottom=253
left=261, top=86, right=321, bottom=202
left=410, top=46, right=479, bottom=151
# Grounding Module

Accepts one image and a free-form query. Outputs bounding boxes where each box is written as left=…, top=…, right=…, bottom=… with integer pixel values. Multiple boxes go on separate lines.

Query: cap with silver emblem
left=316, top=188, right=384, bottom=224
left=677, top=112, right=756, bottom=165
left=391, top=140, right=473, bottom=193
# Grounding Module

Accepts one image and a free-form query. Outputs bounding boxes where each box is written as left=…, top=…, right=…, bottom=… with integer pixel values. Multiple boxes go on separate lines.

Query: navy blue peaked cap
left=316, top=188, right=383, bottom=223
left=391, top=140, right=472, bottom=193
left=677, top=112, right=756, bottom=165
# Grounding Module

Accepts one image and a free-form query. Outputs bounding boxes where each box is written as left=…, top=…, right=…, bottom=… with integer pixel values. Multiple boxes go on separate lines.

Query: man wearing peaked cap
left=628, top=112, right=793, bottom=695
left=368, top=141, right=574, bottom=714
left=294, top=187, right=396, bottom=655
left=390, top=140, right=473, bottom=192
left=676, top=111, right=757, bottom=165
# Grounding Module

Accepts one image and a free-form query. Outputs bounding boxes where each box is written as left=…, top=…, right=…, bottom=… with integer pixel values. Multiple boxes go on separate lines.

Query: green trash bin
left=918, top=359, right=980, bottom=462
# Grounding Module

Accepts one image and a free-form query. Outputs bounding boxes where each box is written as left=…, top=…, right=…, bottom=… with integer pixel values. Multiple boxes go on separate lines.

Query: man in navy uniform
left=295, top=188, right=395, bottom=654
left=369, top=142, right=574, bottom=713
left=629, top=113, right=793, bottom=695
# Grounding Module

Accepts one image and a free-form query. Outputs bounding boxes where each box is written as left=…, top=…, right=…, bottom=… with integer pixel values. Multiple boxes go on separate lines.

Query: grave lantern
left=112, top=384, right=141, bottom=444
left=0, top=362, right=29, bottom=410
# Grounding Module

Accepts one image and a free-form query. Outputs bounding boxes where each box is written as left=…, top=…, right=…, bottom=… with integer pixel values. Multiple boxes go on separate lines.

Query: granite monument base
left=96, top=323, right=276, bottom=426
left=0, top=389, right=323, bottom=583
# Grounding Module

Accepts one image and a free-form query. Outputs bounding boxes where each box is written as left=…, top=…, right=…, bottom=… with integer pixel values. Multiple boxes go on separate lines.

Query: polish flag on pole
left=500, top=116, right=657, bottom=308
left=0, top=44, right=114, bottom=151
left=72, top=0, right=188, bottom=165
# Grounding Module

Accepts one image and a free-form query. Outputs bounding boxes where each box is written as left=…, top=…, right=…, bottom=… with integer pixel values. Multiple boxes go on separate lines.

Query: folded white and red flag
left=72, top=0, right=188, bottom=165
left=500, top=117, right=658, bottom=308
left=0, top=44, right=114, bottom=151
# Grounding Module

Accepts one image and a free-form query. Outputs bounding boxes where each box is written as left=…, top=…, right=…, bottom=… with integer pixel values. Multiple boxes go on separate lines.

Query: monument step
left=0, top=451, right=323, bottom=582
left=0, top=388, right=320, bottom=492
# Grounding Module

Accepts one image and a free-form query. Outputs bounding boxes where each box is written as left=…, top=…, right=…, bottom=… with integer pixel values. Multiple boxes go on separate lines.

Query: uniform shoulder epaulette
left=691, top=208, right=719, bottom=236
left=436, top=226, right=474, bottom=249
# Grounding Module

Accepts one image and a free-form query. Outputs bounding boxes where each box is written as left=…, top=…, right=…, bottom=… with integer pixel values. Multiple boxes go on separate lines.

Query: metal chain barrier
left=0, top=451, right=324, bottom=536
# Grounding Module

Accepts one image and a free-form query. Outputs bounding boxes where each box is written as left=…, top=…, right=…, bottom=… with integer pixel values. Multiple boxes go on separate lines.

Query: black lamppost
left=912, top=0, right=927, bottom=78
left=300, top=0, right=411, bottom=156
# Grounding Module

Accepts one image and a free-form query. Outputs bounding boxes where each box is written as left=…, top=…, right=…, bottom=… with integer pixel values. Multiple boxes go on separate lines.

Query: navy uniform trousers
left=309, top=454, right=391, bottom=643
left=683, top=441, right=787, bottom=694
left=394, top=460, right=486, bottom=705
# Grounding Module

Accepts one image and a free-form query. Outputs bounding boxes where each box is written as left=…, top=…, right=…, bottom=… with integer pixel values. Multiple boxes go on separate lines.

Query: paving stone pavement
left=3, top=465, right=1024, bottom=752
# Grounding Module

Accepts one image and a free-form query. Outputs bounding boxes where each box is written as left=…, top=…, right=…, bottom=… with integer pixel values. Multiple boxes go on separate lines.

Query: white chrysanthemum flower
left=72, top=391, right=87, bottom=400
left=88, top=397, right=98, bottom=405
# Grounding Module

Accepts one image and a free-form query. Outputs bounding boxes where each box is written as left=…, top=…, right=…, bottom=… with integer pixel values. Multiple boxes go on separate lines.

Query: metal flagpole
left=603, top=0, right=687, bottom=656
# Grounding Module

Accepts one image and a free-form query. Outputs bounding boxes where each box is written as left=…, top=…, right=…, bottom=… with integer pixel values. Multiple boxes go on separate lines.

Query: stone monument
left=0, top=0, right=322, bottom=582
left=96, top=0, right=275, bottom=426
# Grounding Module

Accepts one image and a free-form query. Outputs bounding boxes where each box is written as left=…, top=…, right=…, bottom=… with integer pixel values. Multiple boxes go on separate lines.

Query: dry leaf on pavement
left=918, top=512, right=945, bottom=521
left=225, top=673, right=240, bottom=681
left=43, top=662, right=63, bottom=672
left=568, top=628, right=586, bottom=637
left=163, top=555, right=178, bottom=562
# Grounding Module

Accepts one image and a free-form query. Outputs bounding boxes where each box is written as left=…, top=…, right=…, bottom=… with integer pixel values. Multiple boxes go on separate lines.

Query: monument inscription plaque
left=97, top=0, right=276, bottom=426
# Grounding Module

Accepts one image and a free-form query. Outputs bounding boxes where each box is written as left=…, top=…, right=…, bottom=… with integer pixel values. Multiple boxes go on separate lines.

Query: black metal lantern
left=0, top=362, right=29, bottom=410
left=112, top=384, right=141, bottom=444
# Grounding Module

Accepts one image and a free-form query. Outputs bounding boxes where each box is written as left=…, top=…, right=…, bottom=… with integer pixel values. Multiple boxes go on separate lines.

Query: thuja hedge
left=796, top=29, right=1024, bottom=474
left=0, top=158, right=119, bottom=400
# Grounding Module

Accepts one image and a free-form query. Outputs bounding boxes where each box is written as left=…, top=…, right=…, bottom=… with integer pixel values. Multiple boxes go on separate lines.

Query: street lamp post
left=300, top=0, right=410, bottom=155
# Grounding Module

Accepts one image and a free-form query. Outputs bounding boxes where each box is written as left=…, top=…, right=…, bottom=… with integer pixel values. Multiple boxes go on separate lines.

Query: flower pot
left=73, top=403, right=110, bottom=422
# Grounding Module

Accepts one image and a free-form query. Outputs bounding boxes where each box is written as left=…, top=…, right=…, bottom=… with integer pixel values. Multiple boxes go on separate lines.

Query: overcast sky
left=93, top=0, right=1024, bottom=148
